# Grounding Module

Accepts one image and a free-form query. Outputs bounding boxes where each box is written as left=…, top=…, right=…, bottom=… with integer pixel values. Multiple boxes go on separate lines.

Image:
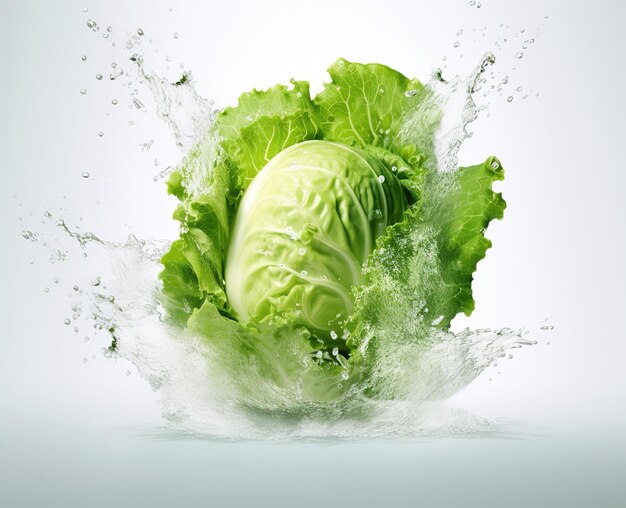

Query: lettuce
left=158, top=59, right=505, bottom=408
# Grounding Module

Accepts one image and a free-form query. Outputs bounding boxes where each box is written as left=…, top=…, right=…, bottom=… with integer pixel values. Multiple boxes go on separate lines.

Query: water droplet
left=132, top=98, right=145, bottom=109
left=378, top=175, right=385, bottom=183
left=64, top=318, right=71, bottom=325
left=96, top=74, right=103, bottom=80
left=405, top=89, right=417, bottom=97
left=86, top=19, right=98, bottom=31
left=97, top=131, right=104, bottom=137
left=43, top=287, right=49, bottom=293
left=82, top=358, right=88, bottom=364
left=453, top=41, right=460, bottom=48
left=80, top=88, right=87, bottom=95
left=507, top=96, right=513, bottom=102
left=515, top=51, right=524, bottom=59
left=81, top=55, right=87, bottom=61
left=491, top=160, right=500, bottom=170
left=522, top=41, right=528, bottom=49
left=330, top=330, right=338, bottom=340
left=332, top=347, right=339, bottom=357
left=73, top=285, right=79, bottom=291
left=83, top=7, right=88, bottom=12
left=173, top=32, right=179, bottom=39
left=299, top=248, right=306, bottom=255
left=84, top=336, right=90, bottom=343
left=300, top=270, right=308, bottom=276
left=469, top=0, right=475, bottom=5
left=81, top=171, right=90, bottom=178
left=53, top=278, right=60, bottom=284
left=456, top=29, right=463, bottom=36
left=125, top=370, right=131, bottom=376
left=73, top=326, right=79, bottom=333
left=153, top=158, right=160, bottom=167
left=137, top=27, right=144, bottom=36
left=111, top=99, right=118, bottom=105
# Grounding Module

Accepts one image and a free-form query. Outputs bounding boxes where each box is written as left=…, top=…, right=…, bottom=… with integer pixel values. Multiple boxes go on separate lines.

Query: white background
left=1, top=0, right=625, bottom=506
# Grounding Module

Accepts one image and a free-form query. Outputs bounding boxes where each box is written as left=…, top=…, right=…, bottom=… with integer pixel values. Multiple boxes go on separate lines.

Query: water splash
left=132, top=56, right=215, bottom=153
left=34, top=50, right=542, bottom=438
left=55, top=220, right=535, bottom=438
left=15, top=19, right=549, bottom=437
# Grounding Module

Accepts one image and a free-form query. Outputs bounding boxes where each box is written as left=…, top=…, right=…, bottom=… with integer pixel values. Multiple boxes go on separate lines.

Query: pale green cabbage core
left=225, top=140, right=407, bottom=339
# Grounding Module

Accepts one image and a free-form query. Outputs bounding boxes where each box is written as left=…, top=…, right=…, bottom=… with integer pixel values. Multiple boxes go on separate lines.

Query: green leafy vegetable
left=158, top=59, right=505, bottom=407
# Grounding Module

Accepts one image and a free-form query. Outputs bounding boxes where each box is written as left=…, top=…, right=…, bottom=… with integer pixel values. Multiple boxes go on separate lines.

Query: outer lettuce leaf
left=218, top=80, right=319, bottom=194
left=159, top=136, right=231, bottom=323
left=433, top=156, right=505, bottom=318
left=347, top=157, right=506, bottom=357
left=218, top=80, right=314, bottom=140
left=314, top=59, right=424, bottom=163
left=227, top=111, right=319, bottom=190
left=188, top=301, right=351, bottom=407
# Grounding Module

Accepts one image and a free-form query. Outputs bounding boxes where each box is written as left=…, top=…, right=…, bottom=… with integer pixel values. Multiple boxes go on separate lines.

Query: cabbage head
left=158, top=59, right=505, bottom=408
